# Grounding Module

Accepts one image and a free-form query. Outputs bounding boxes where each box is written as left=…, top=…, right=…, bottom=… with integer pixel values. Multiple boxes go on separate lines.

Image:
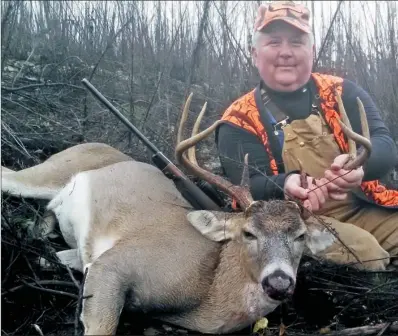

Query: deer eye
left=243, top=230, right=257, bottom=240
left=295, top=233, right=306, bottom=242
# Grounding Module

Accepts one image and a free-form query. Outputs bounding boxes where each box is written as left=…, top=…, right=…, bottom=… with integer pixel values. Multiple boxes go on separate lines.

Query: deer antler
left=188, top=99, right=207, bottom=166
left=175, top=93, right=254, bottom=211
left=335, top=90, right=372, bottom=170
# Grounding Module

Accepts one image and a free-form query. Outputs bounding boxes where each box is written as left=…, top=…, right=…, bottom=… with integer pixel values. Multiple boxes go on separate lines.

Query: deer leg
left=80, top=237, right=210, bottom=335
left=1, top=169, right=61, bottom=200
left=38, top=249, right=83, bottom=272
left=80, top=251, right=127, bottom=336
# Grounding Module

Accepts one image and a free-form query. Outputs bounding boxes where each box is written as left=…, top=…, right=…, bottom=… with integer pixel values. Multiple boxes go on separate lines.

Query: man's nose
left=279, top=42, right=293, bottom=57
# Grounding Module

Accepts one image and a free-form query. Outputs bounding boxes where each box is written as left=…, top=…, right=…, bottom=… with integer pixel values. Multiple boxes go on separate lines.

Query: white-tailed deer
left=1, top=93, right=388, bottom=335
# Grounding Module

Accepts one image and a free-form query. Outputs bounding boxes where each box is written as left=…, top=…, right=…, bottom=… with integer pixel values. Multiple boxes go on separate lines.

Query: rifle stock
left=81, top=78, right=221, bottom=211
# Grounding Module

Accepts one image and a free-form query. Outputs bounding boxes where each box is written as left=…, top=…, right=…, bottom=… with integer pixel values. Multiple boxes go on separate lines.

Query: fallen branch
left=4, top=280, right=77, bottom=295
left=20, top=279, right=78, bottom=299
left=321, top=321, right=398, bottom=335
left=2, top=83, right=84, bottom=92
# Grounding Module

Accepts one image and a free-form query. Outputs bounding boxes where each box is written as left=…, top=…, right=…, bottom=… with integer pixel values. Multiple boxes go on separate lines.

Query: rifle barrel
left=81, top=78, right=158, bottom=154
left=81, top=78, right=221, bottom=211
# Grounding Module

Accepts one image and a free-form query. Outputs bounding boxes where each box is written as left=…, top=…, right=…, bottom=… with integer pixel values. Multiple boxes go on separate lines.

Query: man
left=215, top=1, right=398, bottom=268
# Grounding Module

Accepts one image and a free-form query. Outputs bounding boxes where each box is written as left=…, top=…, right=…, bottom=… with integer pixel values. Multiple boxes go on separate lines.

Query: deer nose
left=262, top=270, right=295, bottom=301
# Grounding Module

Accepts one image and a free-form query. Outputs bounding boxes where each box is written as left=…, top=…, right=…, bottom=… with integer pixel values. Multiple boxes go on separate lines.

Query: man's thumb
left=331, top=154, right=350, bottom=170
left=290, top=185, right=308, bottom=200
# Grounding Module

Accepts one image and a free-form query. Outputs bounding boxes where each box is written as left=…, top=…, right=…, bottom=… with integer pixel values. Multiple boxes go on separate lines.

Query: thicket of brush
left=1, top=1, right=398, bottom=335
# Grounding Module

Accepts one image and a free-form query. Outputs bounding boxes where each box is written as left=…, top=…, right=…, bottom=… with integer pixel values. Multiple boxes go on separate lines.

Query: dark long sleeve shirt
left=216, top=78, right=397, bottom=201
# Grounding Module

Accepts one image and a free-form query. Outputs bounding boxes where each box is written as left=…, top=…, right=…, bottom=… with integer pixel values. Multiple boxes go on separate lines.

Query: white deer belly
left=47, top=172, right=92, bottom=256
left=47, top=172, right=119, bottom=267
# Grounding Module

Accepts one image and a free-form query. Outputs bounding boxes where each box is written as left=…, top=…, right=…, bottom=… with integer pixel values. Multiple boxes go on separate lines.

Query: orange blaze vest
left=219, top=72, right=398, bottom=208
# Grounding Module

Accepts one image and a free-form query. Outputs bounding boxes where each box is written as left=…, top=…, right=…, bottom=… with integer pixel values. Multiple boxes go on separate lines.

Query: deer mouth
left=265, top=285, right=295, bottom=301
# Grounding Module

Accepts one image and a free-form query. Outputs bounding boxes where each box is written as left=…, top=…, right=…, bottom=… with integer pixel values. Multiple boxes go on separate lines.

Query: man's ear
left=304, top=219, right=336, bottom=255
left=251, top=46, right=258, bottom=67
left=186, top=210, right=241, bottom=242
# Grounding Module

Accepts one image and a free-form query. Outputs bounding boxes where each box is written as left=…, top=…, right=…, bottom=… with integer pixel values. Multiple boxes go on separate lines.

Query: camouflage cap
left=253, top=1, right=311, bottom=34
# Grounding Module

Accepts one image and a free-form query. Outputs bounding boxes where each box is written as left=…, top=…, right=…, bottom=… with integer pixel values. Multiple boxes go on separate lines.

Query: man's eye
left=291, top=39, right=304, bottom=45
left=269, top=40, right=280, bottom=45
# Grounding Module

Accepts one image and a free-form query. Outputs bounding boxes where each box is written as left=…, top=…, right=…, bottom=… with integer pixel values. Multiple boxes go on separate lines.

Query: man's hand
left=324, top=154, right=364, bottom=199
left=284, top=173, right=330, bottom=212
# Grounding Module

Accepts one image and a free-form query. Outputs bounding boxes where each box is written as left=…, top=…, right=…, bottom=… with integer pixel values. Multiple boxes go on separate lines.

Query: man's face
left=252, top=21, right=314, bottom=92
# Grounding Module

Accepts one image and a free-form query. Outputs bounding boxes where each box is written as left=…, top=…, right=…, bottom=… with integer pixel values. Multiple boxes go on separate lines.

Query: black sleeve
left=216, top=123, right=295, bottom=201
left=342, top=79, right=398, bottom=181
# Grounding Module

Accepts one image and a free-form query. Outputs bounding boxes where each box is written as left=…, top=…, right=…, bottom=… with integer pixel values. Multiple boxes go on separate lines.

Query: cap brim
left=257, top=17, right=311, bottom=34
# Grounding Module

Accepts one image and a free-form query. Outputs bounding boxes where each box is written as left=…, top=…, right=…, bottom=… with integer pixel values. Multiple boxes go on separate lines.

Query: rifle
left=81, top=78, right=221, bottom=211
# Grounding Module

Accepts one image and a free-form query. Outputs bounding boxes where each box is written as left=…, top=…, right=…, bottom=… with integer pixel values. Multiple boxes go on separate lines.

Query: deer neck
left=177, top=241, right=279, bottom=334
left=211, top=241, right=260, bottom=297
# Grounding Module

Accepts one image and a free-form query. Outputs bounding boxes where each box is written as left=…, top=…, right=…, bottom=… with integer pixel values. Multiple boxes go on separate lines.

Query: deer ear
left=305, top=219, right=336, bottom=255
left=187, top=210, right=239, bottom=242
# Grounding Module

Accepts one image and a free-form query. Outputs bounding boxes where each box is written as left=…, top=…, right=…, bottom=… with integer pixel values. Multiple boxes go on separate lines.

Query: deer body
left=2, top=150, right=309, bottom=334
left=3, top=144, right=332, bottom=334
left=1, top=91, right=374, bottom=335
left=72, top=161, right=281, bottom=333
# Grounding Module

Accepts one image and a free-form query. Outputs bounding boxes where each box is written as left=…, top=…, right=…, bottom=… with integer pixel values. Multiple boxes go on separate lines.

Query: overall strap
left=253, top=85, right=285, bottom=174
left=254, top=78, right=321, bottom=174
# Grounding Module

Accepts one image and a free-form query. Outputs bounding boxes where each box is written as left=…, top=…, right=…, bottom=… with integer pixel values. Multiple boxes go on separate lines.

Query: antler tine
left=176, top=92, right=193, bottom=152
left=357, top=97, right=370, bottom=140
left=175, top=94, right=254, bottom=210
left=342, top=97, right=371, bottom=170
left=240, top=154, right=250, bottom=188
left=335, top=90, right=372, bottom=170
left=238, top=153, right=255, bottom=206
left=335, top=90, right=356, bottom=158
left=187, top=101, right=207, bottom=166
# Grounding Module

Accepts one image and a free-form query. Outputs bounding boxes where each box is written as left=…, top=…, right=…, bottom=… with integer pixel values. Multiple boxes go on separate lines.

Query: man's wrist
left=285, top=170, right=301, bottom=179
left=284, top=170, right=300, bottom=191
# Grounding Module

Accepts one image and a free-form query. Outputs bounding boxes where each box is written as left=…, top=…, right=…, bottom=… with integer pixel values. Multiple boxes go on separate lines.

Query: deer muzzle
left=261, top=269, right=295, bottom=301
